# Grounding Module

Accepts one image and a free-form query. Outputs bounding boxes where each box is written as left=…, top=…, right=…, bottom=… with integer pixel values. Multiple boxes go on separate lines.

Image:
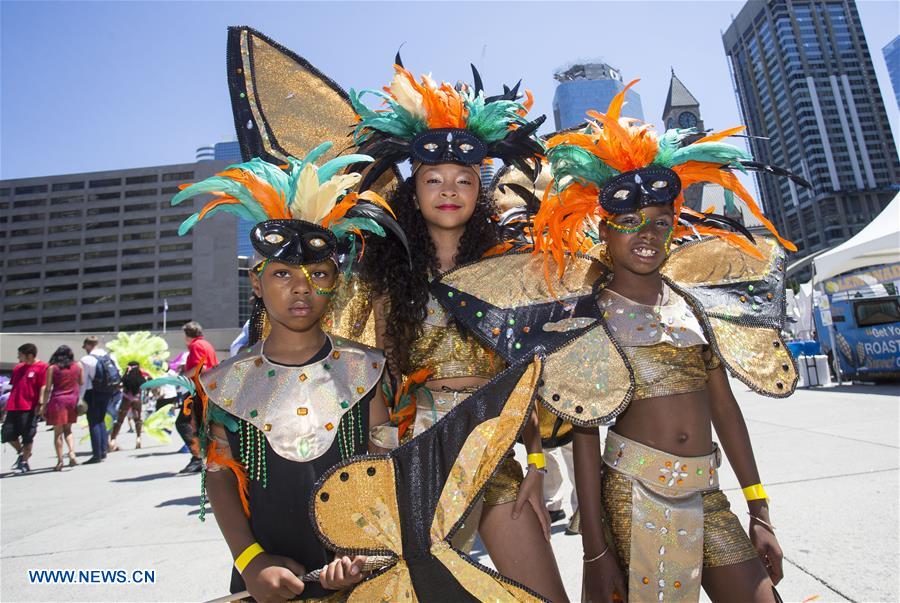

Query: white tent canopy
left=812, top=192, right=900, bottom=286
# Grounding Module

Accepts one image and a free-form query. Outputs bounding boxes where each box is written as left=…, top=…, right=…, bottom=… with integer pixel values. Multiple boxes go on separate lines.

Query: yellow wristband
left=234, top=542, right=265, bottom=574
left=527, top=453, right=546, bottom=470
left=742, top=483, right=769, bottom=502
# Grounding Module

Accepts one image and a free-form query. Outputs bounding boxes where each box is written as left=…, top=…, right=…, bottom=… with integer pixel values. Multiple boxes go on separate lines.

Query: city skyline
left=1, top=1, right=897, bottom=180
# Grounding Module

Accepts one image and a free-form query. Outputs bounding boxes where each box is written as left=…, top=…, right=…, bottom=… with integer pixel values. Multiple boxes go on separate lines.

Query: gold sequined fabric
left=322, top=275, right=377, bottom=348
left=599, top=286, right=713, bottom=401
left=661, top=236, right=799, bottom=397
left=602, top=470, right=756, bottom=570
left=483, top=455, right=524, bottom=506
left=623, top=344, right=710, bottom=400
left=413, top=388, right=523, bottom=508
left=237, top=29, right=356, bottom=166
left=408, top=295, right=503, bottom=381
left=199, top=337, right=384, bottom=463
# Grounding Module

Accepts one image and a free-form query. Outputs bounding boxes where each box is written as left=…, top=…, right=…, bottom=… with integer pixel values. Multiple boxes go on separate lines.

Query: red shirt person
left=2, top=343, right=48, bottom=473
left=184, top=321, right=220, bottom=375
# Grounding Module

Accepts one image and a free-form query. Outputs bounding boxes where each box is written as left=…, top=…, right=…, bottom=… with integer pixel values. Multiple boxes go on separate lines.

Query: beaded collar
left=200, top=337, right=384, bottom=462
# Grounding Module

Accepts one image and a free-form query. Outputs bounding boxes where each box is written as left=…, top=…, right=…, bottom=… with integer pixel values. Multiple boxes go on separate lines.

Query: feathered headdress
left=533, top=79, right=809, bottom=276
left=106, top=331, right=170, bottom=378
left=349, top=62, right=546, bottom=190
left=171, top=141, right=409, bottom=271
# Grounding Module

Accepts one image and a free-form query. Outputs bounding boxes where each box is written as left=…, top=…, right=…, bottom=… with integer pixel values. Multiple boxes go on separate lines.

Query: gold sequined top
left=408, top=295, right=503, bottom=381
left=598, top=287, right=720, bottom=400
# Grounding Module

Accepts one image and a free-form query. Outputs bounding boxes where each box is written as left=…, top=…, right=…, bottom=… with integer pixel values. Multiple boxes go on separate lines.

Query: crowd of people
left=1, top=321, right=218, bottom=475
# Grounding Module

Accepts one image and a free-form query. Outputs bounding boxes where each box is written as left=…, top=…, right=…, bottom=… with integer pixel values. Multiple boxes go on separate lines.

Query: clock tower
left=662, top=70, right=707, bottom=213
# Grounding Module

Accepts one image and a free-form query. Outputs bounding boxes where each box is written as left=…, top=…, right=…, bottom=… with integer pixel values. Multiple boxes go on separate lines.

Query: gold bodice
left=599, top=287, right=718, bottom=400
left=408, top=295, right=503, bottom=381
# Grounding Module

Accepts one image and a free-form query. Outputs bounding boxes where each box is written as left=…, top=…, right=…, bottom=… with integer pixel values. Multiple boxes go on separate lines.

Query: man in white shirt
left=80, top=336, right=116, bottom=464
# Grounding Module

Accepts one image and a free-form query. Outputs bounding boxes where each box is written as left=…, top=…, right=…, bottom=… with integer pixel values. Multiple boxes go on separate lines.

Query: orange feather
left=217, top=168, right=290, bottom=220
left=207, top=440, right=251, bottom=518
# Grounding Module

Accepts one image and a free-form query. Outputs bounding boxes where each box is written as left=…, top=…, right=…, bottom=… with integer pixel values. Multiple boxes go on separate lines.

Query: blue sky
left=1, top=0, right=898, bottom=180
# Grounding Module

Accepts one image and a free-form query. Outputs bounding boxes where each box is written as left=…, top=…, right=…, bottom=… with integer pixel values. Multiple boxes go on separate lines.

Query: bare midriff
left=611, top=389, right=714, bottom=457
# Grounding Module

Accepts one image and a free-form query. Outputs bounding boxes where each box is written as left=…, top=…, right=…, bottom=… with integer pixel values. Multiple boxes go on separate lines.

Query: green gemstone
left=628, top=312, right=636, bottom=319
left=249, top=409, right=258, bottom=418
left=323, top=363, right=331, bottom=370
left=340, top=400, right=349, bottom=409
left=508, top=318, right=515, bottom=326
left=447, top=291, right=454, bottom=298
left=267, top=369, right=276, bottom=377
left=514, top=342, right=522, bottom=349
left=748, top=285, right=755, bottom=292
left=638, top=457, right=645, bottom=465
left=476, top=311, right=483, bottom=318
left=240, top=92, right=246, bottom=98
left=696, top=468, right=703, bottom=475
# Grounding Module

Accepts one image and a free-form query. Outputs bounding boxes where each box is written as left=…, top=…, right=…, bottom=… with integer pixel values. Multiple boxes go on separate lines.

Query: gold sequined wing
left=322, top=274, right=377, bottom=347
left=311, top=357, right=548, bottom=601
left=227, top=26, right=356, bottom=166
left=662, top=236, right=798, bottom=396
left=432, top=252, right=634, bottom=426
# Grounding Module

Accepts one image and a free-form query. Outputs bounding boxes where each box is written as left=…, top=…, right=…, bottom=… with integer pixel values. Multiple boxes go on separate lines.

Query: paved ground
left=1, top=378, right=897, bottom=602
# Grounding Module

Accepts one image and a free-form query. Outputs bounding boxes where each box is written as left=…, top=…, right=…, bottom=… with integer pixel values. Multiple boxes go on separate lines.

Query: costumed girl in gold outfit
left=431, top=80, right=807, bottom=602
left=351, top=61, right=569, bottom=602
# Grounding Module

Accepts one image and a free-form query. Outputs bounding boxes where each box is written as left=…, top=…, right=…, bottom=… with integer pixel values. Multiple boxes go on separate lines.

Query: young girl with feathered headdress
left=170, top=142, right=406, bottom=600
left=352, top=61, right=569, bottom=602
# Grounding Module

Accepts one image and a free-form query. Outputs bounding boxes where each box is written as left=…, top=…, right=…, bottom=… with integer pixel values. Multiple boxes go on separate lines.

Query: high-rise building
left=198, top=140, right=254, bottom=258
left=552, top=62, right=644, bottom=131
left=0, top=161, right=237, bottom=333
left=883, top=35, right=900, bottom=109
left=723, top=0, right=899, bottom=266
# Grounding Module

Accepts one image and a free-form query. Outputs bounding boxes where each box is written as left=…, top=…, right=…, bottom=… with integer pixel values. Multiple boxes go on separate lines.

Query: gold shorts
left=602, top=467, right=758, bottom=568
left=483, top=454, right=523, bottom=506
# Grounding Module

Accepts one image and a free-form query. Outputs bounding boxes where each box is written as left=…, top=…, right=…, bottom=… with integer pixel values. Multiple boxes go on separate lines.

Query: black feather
left=499, top=183, right=542, bottom=214
left=345, top=202, right=412, bottom=267
left=739, top=160, right=812, bottom=189
left=679, top=211, right=756, bottom=243
left=470, top=64, right=484, bottom=96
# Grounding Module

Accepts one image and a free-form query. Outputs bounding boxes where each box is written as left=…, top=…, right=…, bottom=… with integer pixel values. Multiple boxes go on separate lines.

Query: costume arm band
left=742, top=483, right=769, bottom=502
left=527, top=453, right=546, bottom=469
left=234, top=542, right=265, bottom=574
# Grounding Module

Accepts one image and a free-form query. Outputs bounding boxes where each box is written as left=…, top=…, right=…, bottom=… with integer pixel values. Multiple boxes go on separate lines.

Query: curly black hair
left=360, top=176, right=500, bottom=376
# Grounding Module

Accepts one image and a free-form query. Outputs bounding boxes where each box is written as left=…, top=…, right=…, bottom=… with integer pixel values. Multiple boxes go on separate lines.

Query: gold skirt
left=602, top=467, right=758, bottom=569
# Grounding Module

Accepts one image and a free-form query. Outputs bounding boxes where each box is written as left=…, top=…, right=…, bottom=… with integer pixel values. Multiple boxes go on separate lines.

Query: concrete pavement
left=1, top=378, right=897, bottom=602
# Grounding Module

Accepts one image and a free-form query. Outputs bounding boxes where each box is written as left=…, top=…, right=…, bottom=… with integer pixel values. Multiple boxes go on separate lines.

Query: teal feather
left=652, top=128, right=697, bottom=167
left=548, top=144, right=619, bottom=188
left=142, top=376, right=195, bottom=396
left=171, top=178, right=268, bottom=222
left=297, top=141, right=334, bottom=172
left=667, top=142, right=750, bottom=168
left=207, top=403, right=240, bottom=433
left=317, top=154, right=373, bottom=183
left=724, top=189, right=737, bottom=214
left=177, top=213, right=201, bottom=236
left=466, top=94, right=527, bottom=143
left=238, top=158, right=290, bottom=198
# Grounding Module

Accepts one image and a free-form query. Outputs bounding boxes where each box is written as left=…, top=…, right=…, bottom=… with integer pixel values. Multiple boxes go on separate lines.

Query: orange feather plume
left=207, top=440, right=251, bottom=518
left=217, top=168, right=291, bottom=220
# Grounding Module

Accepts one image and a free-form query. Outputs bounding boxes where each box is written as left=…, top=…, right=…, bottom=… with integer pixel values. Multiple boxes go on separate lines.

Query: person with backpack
left=80, top=336, right=121, bottom=464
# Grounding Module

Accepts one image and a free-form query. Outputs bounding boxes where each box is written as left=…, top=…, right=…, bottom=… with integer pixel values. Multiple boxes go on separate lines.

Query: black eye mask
left=250, top=219, right=337, bottom=266
left=411, top=128, right=488, bottom=165
left=599, top=166, right=682, bottom=214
